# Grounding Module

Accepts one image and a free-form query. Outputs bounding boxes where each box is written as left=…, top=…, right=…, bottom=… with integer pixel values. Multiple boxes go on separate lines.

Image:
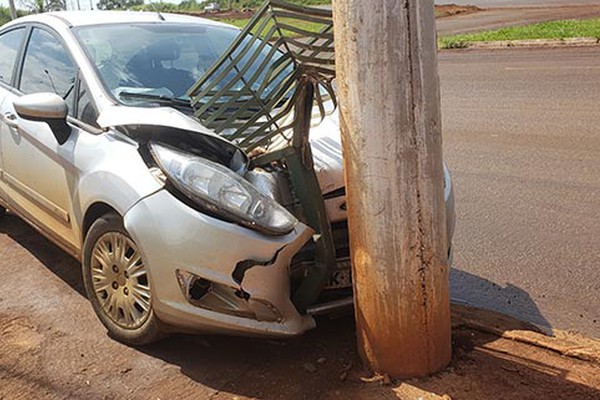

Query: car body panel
left=72, top=130, right=164, bottom=244
left=1, top=88, right=80, bottom=249
left=124, top=189, right=315, bottom=336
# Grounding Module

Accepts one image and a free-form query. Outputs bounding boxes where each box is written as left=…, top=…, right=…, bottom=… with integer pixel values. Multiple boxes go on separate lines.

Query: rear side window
left=0, top=28, right=25, bottom=86
left=20, top=28, right=76, bottom=110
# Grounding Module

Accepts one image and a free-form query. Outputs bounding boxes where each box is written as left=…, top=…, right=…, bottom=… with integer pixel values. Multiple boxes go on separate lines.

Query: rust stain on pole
left=333, top=0, right=451, bottom=377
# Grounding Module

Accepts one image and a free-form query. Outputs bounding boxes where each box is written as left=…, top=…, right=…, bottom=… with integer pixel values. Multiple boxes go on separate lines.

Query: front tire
left=82, top=212, right=164, bottom=345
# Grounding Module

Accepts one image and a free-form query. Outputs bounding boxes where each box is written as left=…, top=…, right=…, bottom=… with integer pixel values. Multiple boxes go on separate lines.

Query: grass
left=209, top=4, right=471, bottom=37
left=213, top=17, right=326, bottom=36
left=439, top=18, right=600, bottom=49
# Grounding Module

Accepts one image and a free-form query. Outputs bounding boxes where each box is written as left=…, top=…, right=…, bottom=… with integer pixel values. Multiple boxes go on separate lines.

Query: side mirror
left=13, top=93, right=71, bottom=145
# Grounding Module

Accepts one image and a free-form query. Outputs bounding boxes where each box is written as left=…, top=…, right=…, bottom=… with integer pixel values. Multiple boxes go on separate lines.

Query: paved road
left=436, top=0, right=600, bottom=7
left=323, top=2, right=600, bottom=36
left=440, top=46, right=600, bottom=337
left=437, top=4, right=600, bottom=35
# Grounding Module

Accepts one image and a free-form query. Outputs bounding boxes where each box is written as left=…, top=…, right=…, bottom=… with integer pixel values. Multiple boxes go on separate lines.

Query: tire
left=82, top=212, right=165, bottom=345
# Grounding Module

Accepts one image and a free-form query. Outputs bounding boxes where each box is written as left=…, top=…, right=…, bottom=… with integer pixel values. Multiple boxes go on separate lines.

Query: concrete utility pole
left=333, top=0, right=451, bottom=377
left=8, top=0, right=17, bottom=19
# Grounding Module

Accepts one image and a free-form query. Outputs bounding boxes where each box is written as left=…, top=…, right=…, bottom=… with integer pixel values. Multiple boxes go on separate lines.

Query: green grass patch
left=213, top=17, right=325, bottom=36
left=439, top=18, right=600, bottom=49
left=212, top=18, right=251, bottom=29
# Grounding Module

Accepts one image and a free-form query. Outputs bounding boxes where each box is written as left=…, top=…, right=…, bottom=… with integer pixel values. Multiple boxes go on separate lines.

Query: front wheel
left=82, top=212, right=164, bottom=345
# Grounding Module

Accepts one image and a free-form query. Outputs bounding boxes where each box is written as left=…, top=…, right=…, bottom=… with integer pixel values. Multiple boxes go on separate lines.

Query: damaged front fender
left=123, top=189, right=316, bottom=337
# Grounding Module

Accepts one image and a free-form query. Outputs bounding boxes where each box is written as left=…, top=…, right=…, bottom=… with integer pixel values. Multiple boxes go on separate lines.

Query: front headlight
left=149, top=142, right=298, bottom=235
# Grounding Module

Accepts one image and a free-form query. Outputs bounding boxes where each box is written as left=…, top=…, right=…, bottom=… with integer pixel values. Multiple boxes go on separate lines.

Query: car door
left=0, top=25, right=80, bottom=252
left=0, top=26, right=27, bottom=206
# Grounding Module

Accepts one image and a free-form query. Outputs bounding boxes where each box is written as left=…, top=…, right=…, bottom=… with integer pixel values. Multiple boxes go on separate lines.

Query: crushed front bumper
left=123, top=189, right=315, bottom=337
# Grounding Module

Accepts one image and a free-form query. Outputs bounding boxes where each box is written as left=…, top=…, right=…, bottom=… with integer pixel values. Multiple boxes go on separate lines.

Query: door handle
left=1, top=112, right=19, bottom=129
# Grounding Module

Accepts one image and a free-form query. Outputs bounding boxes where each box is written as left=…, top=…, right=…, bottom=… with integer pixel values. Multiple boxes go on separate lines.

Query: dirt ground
left=435, top=5, right=482, bottom=19
left=184, top=5, right=481, bottom=21
left=1, top=213, right=600, bottom=399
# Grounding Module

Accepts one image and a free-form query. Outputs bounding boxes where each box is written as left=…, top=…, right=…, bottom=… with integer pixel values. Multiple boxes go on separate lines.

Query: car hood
left=97, top=105, right=222, bottom=139
left=96, top=104, right=346, bottom=194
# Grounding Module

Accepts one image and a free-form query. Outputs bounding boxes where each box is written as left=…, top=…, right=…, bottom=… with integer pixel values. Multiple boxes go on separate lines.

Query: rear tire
left=82, top=212, right=165, bottom=345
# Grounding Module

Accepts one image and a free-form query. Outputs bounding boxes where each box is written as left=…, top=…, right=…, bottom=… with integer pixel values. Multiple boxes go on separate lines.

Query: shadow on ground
left=136, top=318, right=600, bottom=399
left=451, top=268, right=553, bottom=334
left=2, top=214, right=600, bottom=399
left=0, top=214, right=84, bottom=296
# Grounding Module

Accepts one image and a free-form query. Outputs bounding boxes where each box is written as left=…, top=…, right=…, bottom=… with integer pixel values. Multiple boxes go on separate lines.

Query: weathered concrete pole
left=333, top=0, right=451, bottom=377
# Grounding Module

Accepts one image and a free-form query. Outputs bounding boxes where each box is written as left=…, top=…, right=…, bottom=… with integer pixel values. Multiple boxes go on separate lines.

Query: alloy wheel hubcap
left=91, top=232, right=151, bottom=329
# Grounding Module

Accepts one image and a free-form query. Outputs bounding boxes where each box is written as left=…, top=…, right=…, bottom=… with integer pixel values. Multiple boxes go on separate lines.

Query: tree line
left=0, top=0, right=330, bottom=26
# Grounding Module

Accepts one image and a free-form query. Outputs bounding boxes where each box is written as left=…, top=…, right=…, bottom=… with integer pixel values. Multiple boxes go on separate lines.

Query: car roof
left=5, top=10, right=231, bottom=29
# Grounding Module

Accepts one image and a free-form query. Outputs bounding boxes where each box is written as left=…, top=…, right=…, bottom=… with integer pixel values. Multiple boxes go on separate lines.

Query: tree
left=20, top=0, right=66, bottom=12
left=1, top=7, right=13, bottom=24
left=96, top=0, right=142, bottom=11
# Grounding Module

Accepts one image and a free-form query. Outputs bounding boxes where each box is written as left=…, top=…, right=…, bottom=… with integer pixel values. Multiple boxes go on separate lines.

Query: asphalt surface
left=437, top=4, right=600, bottom=35
left=323, top=2, right=600, bottom=36
left=436, top=0, right=600, bottom=7
left=440, top=46, right=600, bottom=337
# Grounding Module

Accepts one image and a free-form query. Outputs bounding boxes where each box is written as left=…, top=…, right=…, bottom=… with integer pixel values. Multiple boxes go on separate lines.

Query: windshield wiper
left=118, top=91, right=191, bottom=107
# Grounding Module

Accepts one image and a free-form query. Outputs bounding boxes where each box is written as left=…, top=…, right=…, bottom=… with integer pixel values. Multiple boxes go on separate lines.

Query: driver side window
left=19, top=28, right=76, bottom=115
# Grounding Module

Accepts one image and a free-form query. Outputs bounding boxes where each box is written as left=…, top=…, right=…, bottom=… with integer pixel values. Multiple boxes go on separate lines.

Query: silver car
left=0, top=11, right=455, bottom=344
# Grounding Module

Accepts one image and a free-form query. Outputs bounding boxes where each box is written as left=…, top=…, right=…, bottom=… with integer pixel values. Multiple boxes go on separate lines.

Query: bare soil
left=184, top=9, right=255, bottom=20
left=183, top=5, right=482, bottom=21
left=1, top=214, right=600, bottom=399
left=435, top=5, right=482, bottom=19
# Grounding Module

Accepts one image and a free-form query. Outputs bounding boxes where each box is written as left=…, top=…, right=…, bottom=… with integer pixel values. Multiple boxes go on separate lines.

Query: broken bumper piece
left=124, top=189, right=315, bottom=337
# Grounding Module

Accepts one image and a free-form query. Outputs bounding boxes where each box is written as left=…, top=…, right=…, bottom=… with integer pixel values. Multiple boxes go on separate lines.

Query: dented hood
left=97, top=105, right=220, bottom=138
left=97, top=104, right=346, bottom=198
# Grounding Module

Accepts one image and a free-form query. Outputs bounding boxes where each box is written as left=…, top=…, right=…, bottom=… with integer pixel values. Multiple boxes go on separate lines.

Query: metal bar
left=272, top=9, right=333, bottom=25
left=275, top=23, right=334, bottom=39
left=306, top=297, right=354, bottom=316
left=285, top=80, right=336, bottom=312
left=187, top=0, right=272, bottom=96
left=270, top=0, right=333, bottom=17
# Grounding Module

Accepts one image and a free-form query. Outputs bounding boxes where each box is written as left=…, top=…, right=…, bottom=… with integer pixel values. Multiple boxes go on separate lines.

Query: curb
left=442, top=37, right=600, bottom=50
left=451, top=304, right=600, bottom=365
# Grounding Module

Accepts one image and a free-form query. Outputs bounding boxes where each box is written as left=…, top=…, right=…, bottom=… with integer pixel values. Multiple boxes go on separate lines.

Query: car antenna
left=148, top=1, right=165, bottom=20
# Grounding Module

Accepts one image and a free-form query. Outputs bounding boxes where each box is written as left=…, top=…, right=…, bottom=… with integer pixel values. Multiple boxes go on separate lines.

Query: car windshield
left=74, top=22, right=290, bottom=106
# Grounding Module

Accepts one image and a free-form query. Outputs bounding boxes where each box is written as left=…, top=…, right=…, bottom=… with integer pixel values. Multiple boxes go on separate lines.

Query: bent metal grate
left=187, top=0, right=336, bottom=152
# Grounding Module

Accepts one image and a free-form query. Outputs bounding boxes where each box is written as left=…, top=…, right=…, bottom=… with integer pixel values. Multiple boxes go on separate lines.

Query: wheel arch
left=82, top=202, right=121, bottom=242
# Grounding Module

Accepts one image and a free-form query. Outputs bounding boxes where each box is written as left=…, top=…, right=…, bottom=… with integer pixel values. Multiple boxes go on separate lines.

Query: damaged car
left=0, top=8, right=454, bottom=345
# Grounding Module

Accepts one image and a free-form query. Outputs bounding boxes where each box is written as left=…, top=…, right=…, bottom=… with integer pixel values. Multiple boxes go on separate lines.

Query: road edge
left=440, top=37, right=600, bottom=51
left=451, top=304, right=600, bottom=365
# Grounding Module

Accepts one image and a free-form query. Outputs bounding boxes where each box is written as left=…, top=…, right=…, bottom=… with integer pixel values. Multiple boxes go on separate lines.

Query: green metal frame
left=187, top=0, right=337, bottom=311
